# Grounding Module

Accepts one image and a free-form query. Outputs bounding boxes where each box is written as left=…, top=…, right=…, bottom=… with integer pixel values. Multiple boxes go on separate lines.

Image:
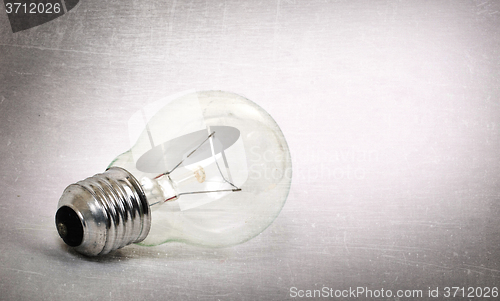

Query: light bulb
left=55, top=91, right=292, bottom=256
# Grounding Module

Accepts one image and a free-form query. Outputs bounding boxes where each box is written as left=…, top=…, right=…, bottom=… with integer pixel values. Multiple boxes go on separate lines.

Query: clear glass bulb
left=55, top=91, right=292, bottom=256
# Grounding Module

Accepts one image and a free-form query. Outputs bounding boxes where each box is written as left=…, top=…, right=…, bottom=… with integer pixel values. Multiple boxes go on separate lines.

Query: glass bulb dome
left=56, top=90, right=292, bottom=255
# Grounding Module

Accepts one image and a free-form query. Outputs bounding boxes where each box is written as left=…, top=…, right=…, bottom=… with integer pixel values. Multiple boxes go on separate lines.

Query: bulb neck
left=55, top=167, right=151, bottom=256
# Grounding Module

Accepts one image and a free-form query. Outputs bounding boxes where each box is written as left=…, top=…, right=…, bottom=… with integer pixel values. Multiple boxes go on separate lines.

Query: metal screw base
left=56, top=167, right=151, bottom=256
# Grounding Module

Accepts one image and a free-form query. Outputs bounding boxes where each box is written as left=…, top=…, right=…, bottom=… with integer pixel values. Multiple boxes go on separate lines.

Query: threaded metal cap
left=55, top=167, right=151, bottom=256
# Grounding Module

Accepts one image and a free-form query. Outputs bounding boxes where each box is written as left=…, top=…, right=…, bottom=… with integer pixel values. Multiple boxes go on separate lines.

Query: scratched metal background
left=1, top=0, right=499, bottom=300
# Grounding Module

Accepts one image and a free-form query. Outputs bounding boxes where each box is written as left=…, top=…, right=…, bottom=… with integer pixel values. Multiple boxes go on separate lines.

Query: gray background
left=1, top=0, right=499, bottom=300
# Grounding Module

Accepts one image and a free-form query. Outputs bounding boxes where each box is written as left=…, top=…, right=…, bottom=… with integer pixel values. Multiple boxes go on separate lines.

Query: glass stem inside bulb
left=143, top=130, right=242, bottom=209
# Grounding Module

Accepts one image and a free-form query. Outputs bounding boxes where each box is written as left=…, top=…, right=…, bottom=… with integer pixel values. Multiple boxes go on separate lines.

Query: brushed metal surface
left=0, top=0, right=499, bottom=300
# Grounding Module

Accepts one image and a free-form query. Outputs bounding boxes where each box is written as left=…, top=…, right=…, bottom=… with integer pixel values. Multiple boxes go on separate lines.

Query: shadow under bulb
left=55, top=91, right=292, bottom=256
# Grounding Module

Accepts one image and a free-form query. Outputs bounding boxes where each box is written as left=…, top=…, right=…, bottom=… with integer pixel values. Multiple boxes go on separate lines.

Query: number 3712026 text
left=5, top=2, right=62, bottom=14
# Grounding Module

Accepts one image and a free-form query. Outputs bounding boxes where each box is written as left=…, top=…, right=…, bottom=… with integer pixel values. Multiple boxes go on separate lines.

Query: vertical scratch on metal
left=168, top=0, right=177, bottom=36
left=222, top=0, right=227, bottom=34
left=273, top=0, right=281, bottom=59
left=60, top=0, right=68, bottom=13
left=141, top=109, right=155, bottom=148
left=344, top=231, right=350, bottom=254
